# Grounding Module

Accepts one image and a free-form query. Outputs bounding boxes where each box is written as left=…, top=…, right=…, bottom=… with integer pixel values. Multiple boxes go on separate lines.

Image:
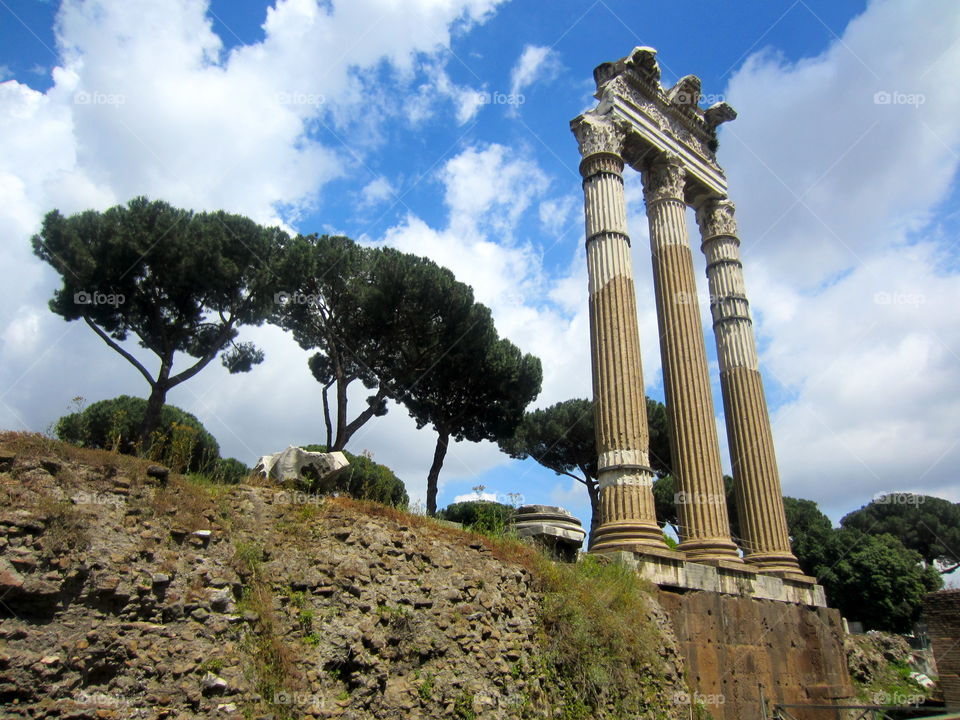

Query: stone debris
left=254, top=445, right=349, bottom=486
left=511, top=504, right=586, bottom=562
left=0, top=435, right=690, bottom=719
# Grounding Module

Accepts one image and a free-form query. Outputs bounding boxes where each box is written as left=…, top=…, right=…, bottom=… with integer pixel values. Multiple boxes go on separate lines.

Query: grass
left=533, top=554, right=666, bottom=719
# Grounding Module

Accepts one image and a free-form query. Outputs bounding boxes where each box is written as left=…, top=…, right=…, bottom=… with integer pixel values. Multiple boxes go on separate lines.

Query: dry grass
left=0, top=431, right=152, bottom=478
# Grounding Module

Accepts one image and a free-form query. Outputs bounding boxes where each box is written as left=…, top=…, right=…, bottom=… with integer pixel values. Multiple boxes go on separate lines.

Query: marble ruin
left=573, top=47, right=817, bottom=599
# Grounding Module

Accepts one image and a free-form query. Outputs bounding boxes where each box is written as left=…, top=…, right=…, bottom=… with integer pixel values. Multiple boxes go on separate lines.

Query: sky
left=1, top=0, right=959, bottom=536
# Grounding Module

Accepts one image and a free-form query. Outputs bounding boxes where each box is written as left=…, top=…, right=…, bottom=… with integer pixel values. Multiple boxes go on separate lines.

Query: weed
left=233, top=541, right=265, bottom=578
left=297, top=609, right=314, bottom=632
left=200, top=658, right=225, bottom=674
left=453, top=691, right=476, bottom=720
left=415, top=669, right=435, bottom=700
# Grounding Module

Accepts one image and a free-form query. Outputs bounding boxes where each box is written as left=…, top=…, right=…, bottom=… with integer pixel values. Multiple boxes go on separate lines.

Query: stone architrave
left=642, top=155, right=740, bottom=563
left=571, top=111, right=666, bottom=552
left=696, top=199, right=801, bottom=574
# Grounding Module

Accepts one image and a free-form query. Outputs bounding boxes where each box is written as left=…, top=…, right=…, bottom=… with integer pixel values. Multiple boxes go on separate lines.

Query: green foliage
left=781, top=496, right=943, bottom=632
left=499, top=397, right=669, bottom=536
left=499, top=399, right=598, bottom=481
left=212, top=457, right=250, bottom=484
left=782, top=496, right=835, bottom=573
left=414, top=669, right=435, bottom=700
left=841, top=494, right=960, bottom=573
left=33, top=197, right=286, bottom=443
left=301, top=445, right=408, bottom=507
left=815, top=529, right=942, bottom=633
left=439, top=500, right=514, bottom=534
left=536, top=555, right=666, bottom=719
left=653, top=474, right=740, bottom=541
left=55, top=395, right=220, bottom=472
left=275, top=235, right=387, bottom=451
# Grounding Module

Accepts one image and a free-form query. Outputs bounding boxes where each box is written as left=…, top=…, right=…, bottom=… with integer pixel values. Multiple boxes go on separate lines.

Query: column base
left=590, top=520, right=667, bottom=552
left=677, top=537, right=744, bottom=564
left=743, top=550, right=804, bottom=576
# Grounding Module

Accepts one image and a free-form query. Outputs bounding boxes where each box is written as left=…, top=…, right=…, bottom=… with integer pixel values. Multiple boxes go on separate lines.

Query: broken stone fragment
left=146, top=465, right=170, bottom=484
left=201, top=672, right=228, bottom=695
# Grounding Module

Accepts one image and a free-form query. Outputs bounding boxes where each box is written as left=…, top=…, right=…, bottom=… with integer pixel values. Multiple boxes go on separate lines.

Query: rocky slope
left=0, top=433, right=688, bottom=719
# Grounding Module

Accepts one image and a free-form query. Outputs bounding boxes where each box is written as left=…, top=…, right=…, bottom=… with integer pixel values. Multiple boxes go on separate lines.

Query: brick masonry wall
left=924, top=589, right=960, bottom=711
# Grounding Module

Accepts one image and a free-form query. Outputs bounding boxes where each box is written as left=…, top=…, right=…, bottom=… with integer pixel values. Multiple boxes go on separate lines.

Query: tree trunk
left=332, top=366, right=349, bottom=451
left=322, top=380, right=334, bottom=450
left=139, top=383, right=168, bottom=452
left=426, top=428, right=449, bottom=517
left=585, top=476, right=600, bottom=549
left=337, top=388, right=389, bottom=451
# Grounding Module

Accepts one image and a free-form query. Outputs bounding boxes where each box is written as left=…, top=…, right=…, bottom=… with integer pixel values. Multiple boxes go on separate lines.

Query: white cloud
left=358, top=176, right=395, bottom=208
left=453, top=491, right=498, bottom=503
left=508, top=44, right=561, bottom=100
left=719, top=0, right=960, bottom=517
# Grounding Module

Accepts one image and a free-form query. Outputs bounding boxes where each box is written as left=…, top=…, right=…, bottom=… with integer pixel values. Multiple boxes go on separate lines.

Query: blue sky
left=1, top=0, right=958, bottom=538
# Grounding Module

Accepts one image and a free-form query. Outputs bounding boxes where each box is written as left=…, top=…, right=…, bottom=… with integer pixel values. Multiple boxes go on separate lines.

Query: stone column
left=642, top=155, right=740, bottom=563
left=696, top=198, right=801, bottom=574
left=572, top=113, right=665, bottom=552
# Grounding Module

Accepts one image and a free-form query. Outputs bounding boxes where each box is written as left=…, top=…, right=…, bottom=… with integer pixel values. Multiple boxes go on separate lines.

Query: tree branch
left=83, top=316, right=156, bottom=388
left=166, top=322, right=235, bottom=388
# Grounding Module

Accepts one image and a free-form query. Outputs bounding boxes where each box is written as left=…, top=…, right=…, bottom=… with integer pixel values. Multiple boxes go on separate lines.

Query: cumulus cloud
left=358, top=176, right=395, bottom=209
left=508, top=44, right=561, bottom=100
left=719, top=0, right=960, bottom=517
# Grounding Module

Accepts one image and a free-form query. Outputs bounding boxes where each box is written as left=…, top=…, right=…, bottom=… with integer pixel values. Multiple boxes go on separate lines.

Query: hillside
left=0, top=433, right=689, bottom=719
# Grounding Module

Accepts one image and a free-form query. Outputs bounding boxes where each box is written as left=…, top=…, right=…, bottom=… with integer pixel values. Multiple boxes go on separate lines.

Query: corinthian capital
left=641, top=154, right=686, bottom=203
left=696, top=198, right=738, bottom=238
left=571, top=112, right=627, bottom=158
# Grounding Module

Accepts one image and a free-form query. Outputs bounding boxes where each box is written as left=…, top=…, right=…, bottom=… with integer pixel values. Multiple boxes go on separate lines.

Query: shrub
left=301, top=445, right=408, bottom=507
left=55, top=395, right=220, bottom=473
left=439, top=500, right=514, bottom=533
left=213, top=457, right=251, bottom=484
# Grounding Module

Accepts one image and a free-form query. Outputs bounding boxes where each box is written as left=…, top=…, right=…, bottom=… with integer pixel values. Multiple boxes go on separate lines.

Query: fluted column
left=696, top=198, right=801, bottom=574
left=642, top=155, right=740, bottom=563
left=571, top=113, right=665, bottom=552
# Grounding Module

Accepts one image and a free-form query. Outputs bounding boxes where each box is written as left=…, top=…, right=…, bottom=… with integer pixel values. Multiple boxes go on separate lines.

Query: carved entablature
left=584, top=46, right=737, bottom=199
left=696, top=199, right=738, bottom=238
